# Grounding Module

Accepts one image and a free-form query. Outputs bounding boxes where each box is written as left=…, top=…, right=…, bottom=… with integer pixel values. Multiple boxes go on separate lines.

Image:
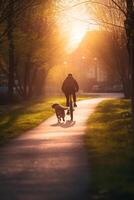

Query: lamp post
left=80, top=56, right=86, bottom=91
left=93, top=57, right=98, bottom=82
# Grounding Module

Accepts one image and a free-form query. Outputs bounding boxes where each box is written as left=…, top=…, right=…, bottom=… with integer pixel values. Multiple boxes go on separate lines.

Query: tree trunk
left=125, top=0, right=134, bottom=127
left=24, top=64, right=30, bottom=100
left=122, top=77, right=131, bottom=99
left=7, top=0, right=15, bottom=101
left=130, top=37, right=134, bottom=116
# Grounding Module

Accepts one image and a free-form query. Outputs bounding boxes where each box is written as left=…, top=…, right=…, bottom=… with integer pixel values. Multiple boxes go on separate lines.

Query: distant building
left=87, top=64, right=107, bottom=82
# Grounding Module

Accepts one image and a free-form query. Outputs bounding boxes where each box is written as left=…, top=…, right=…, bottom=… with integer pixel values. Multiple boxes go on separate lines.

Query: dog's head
left=52, top=103, right=59, bottom=109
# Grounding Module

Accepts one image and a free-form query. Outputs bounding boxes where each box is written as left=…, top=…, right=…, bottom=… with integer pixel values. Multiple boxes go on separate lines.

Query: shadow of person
left=50, top=120, right=75, bottom=128
left=50, top=122, right=63, bottom=127
left=51, top=120, right=76, bottom=128
left=60, top=120, right=76, bottom=128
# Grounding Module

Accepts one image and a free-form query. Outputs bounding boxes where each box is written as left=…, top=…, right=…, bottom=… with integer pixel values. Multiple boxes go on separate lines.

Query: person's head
left=68, top=73, right=73, bottom=78
left=52, top=103, right=59, bottom=109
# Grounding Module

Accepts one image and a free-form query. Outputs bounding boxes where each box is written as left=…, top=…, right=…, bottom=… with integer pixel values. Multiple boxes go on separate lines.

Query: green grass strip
left=0, top=95, right=90, bottom=145
left=85, top=99, right=134, bottom=200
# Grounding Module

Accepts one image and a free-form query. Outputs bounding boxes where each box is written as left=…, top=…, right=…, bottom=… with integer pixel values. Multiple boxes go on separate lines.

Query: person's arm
left=74, top=80, right=79, bottom=92
left=61, top=80, right=65, bottom=92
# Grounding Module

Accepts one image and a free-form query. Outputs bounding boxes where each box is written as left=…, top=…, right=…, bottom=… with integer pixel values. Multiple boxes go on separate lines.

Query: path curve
left=0, top=98, right=105, bottom=200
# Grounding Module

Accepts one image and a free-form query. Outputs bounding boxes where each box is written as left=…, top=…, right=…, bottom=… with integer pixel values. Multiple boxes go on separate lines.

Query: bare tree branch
left=111, top=0, right=127, bottom=16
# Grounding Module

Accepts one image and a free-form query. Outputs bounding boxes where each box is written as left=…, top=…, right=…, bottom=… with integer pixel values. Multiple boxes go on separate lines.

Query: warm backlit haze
left=47, top=1, right=116, bottom=96
left=57, top=1, right=99, bottom=52
left=46, top=1, right=100, bottom=94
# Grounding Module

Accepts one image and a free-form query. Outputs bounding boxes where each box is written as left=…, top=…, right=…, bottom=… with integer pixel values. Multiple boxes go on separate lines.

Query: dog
left=52, top=103, right=68, bottom=123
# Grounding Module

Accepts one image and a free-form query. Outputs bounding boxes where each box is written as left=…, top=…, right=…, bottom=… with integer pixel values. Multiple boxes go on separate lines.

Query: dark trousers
left=65, top=91, right=76, bottom=107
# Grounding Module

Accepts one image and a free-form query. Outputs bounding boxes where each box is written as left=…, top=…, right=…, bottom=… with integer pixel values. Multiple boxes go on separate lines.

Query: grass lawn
left=85, top=99, right=134, bottom=200
left=0, top=95, right=90, bottom=145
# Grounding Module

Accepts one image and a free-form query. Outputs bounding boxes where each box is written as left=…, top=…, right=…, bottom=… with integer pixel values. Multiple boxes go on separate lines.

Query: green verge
left=0, top=95, right=90, bottom=145
left=85, top=99, right=134, bottom=200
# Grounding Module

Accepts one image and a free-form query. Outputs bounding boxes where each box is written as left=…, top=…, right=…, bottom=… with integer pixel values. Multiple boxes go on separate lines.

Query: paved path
left=0, top=98, right=105, bottom=200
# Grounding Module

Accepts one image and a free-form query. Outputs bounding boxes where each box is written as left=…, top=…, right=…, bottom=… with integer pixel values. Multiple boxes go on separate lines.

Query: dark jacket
left=62, top=76, right=79, bottom=93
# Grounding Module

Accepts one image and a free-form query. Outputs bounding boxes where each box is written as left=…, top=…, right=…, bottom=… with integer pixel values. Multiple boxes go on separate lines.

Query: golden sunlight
left=57, top=1, right=99, bottom=52
left=67, top=19, right=88, bottom=51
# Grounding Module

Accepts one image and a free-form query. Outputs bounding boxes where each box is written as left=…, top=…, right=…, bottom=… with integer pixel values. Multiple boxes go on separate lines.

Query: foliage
left=14, top=6, right=66, bottom=98
left=0, top=0, right=67, bottom=100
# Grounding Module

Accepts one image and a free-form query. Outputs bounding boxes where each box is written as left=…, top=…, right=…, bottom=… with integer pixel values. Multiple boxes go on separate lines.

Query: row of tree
left=0, top=0, right=66, bottom=102
left=64, top=0, right=134, bottom=124
left=86, top=0, right=134, bottom=123
left=0, top=0, right=134, bottom=125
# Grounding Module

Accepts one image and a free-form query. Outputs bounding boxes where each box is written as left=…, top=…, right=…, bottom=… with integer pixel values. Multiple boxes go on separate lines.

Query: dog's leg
left=58, top=116, right=61, bottom=123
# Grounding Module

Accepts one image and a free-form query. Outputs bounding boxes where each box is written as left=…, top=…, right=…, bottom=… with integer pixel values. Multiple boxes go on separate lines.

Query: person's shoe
left=74, top=103, right=77, bottom=107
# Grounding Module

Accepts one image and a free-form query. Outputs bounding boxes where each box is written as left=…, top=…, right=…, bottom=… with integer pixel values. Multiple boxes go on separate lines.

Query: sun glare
left=67, top=20, right=87, bottom=51
left=57, top=1, right=98, bottom=52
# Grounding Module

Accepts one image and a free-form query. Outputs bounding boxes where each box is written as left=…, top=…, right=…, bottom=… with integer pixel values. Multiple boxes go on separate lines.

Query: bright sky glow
left=57, top=1, right=99, bottom=52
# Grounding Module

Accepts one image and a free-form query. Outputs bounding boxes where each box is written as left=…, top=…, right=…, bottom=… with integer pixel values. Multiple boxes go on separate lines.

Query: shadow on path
left=51, top=120, right=76, bottom=128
